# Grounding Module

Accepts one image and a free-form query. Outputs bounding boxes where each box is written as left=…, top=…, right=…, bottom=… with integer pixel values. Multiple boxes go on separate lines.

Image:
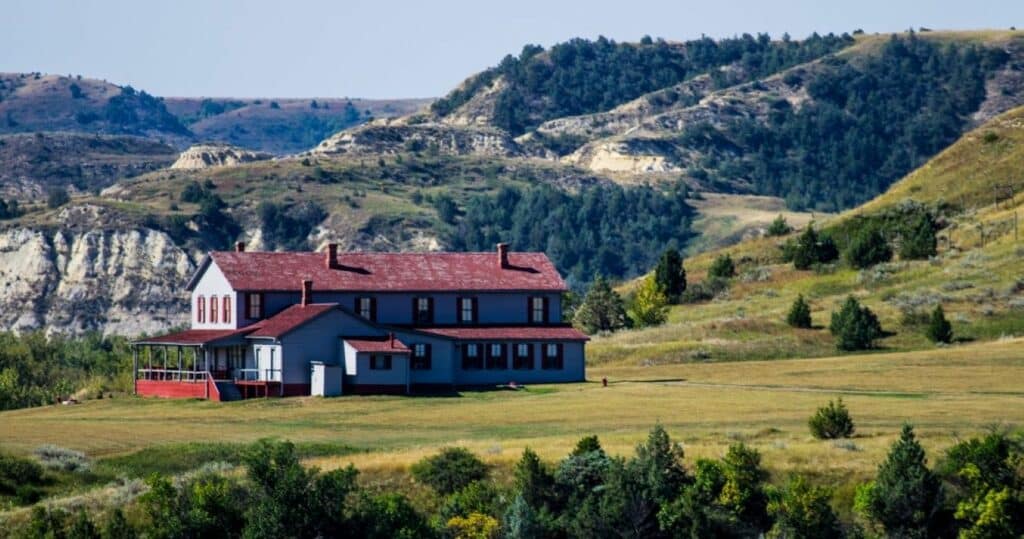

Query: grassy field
left=2, top=338, right=1021, bottom=484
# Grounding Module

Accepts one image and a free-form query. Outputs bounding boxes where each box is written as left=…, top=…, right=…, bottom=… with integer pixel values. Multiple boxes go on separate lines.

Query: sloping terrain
left=590, top=104, right=1024, bottom=366
left=0, top=132, right=177, bottom=198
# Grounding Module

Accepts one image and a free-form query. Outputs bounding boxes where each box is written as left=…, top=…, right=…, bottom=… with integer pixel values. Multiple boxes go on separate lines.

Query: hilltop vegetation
left=432, top=32, right=854, bottom=134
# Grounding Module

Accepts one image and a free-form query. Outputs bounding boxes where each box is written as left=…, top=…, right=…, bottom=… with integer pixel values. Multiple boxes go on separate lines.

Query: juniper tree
left=786, top=294, right=812, bottom=329
left=654, top=248, right=687, bottom=302
left=708, top=254, right=736, bottom=279
left=926, top=304, right=953, bottom=344
left=830, top=296, right=883, bottom=351
left=573, top=275, right=628, bottom=334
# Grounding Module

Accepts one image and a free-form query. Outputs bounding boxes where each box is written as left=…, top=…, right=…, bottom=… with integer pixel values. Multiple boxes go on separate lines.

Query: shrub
left=808, top=398, right=855, bottom=439
left=0, top=453, right=45, bottom=499
left=46, top=186, right=70, bottom=209
left=680, top=276, right=731, bottom=303
left=627, top=275, right=669, bottom=328
left=845, top=227, right=893, bottom=269
left=410, top=447, right=488, bottom=495
left=899, top=213, right=938, bottom=260
left=766, top=214, right=792, bottom=236
left=924, top=304, right=953, bottom=344
left=767, top=475, right=843, bottom=538
left=786, top=294, right=812, bottom=328
left=446, top=512, right=500, bottom=539
left=708, top=254, right=736, bottom=279
left=830, top=296, right=883, bottom=351
left=34, top=444, right=90, bottom=472
left=784, top=224, right=839, bottom=270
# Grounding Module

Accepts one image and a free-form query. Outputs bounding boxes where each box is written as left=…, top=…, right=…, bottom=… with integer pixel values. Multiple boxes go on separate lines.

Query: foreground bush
left=410, top=447, right=489, bottom=495
left=809, top=398, right=855, bottom=439
left=768, top=475, right=843, bottom=538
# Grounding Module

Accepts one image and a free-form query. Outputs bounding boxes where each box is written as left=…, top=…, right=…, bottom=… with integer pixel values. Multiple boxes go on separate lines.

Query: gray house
left=133, top=243, right=588, bottom=399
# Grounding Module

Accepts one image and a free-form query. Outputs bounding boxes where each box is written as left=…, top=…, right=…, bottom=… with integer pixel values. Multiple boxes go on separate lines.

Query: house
left=132, top=243, right=588, bottom=400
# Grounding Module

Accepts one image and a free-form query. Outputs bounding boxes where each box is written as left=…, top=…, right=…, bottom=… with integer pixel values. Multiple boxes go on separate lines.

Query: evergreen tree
left=830, top=296, right=883, bottom=351
left=900, top=213, right=938, bottom=260
left=845, top=228, right=893, bottom=269
left=573, top=275, right=629, bottom=334
left=410, top=447, right=488, bottom=496
left=925, top=305, right=953, bottom=344
left=808, top=398, right=855, bottom=439
left=767, top=475, right=842, bottom=539
left=786, top=295, right=812, bottom=329
left=719, top=443, right=771, bottom=534
left=503, top=494, right=544, bottom=539
left=513, top=448, right=555, bottom=511
left=571, top=435, right=605, bottom=457
left=858, top=424, right=943, bottom=538
left=766, top=214, right=793, bottom=237
left=786, top=225, right=839, bottom=270
left=628, top=275, right=669, bottom=328
left=633, top=424, right=688, bottom=504
left=708, top=254, right=737, bottom=279
left=101, top=508, right=136, bottom=539
left=654, top=248, right=687, bottom=302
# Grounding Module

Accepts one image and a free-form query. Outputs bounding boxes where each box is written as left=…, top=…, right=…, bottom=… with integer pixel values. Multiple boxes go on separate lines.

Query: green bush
left=654, top=248, right=687, bottom=303
left=784, top=225, right=839, bottom=270
left=845, top=228, right=893, bottom=269
left=708, top=254, right=737, bottom=279
left=766, top=214, right=792, bottom=236
left=410, top=447, right=488, bottom=495
left=573, top=275, right=628, bottom=334
left=46, top=186, right=70, bottom=209
left=680, top=276, right=731, bottom=303
left=830, top=296, right=883, bottom=350
left=899, top=212, right=938, bottom=260
left=767, top=475, right=842, bottom=538
left=808, top=398, right=855, bottom=439
left=786, top=294, right=812, bottom=328
left=926, top=305, right=953, bottom=344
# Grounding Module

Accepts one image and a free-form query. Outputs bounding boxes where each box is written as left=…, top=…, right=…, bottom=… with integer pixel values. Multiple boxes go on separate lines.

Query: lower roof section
left=134, top=328, right=256, bottom=346
left=415, top=326, right=589, bottom=341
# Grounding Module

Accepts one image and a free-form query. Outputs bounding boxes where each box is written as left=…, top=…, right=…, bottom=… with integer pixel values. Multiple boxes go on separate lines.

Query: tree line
left=9, top=424, right=1022, bottom=538
left=680, top=33, right=1008, bottom=211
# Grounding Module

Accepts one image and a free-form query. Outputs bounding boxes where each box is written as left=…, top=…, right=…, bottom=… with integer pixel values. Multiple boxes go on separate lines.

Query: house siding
left=191, top=261, right=239, bottom=329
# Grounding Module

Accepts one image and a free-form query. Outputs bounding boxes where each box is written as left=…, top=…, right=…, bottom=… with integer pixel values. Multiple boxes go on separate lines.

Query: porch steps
left=215, top=381, right=243, bottom=401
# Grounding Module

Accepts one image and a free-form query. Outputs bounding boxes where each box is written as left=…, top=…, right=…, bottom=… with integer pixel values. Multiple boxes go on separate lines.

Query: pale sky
left=3, top=0, right=1022, bottom=99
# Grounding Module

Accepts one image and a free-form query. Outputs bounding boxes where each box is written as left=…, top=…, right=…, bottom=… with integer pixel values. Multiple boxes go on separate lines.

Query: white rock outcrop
left=171, top=143, right=271, bottom=169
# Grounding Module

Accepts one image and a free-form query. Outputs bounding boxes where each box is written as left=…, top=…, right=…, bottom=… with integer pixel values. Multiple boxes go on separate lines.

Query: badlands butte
left=1, top=29, right=1024, bottom=336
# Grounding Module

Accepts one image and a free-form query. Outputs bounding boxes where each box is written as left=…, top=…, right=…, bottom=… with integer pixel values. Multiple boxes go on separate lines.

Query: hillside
left=0, top=72, right=428, bottom=154
left=589, top=103, right=1024, bottom=366
left=0, top=132, right=177, bottom=198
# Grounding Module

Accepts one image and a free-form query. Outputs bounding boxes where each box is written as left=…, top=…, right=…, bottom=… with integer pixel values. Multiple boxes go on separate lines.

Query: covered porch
left=132, top=328, right=276, bottom=401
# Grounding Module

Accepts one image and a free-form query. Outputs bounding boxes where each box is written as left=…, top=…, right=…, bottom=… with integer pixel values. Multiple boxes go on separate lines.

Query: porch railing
left=235, top=368, right=282, bottom=382
left=138, top=368, right=208, bottom=382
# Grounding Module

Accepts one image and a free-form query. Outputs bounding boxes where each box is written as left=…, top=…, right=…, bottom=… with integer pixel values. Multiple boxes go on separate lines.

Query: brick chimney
left=301, top=279, right=313, bottom=306
left=389, top=332, right=395, bottom=348
left=497, top=242, right=509, bottom=268
left=234, top=241, right=245, bottom=252
left=325, top=243, right=338, bottom=269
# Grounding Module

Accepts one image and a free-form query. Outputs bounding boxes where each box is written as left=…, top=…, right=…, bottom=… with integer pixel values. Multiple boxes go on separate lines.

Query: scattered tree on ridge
left=708, top=254, right=737, bottom=279
left=808, top=398, right=855, bottom=439
left=654, top=248, right=687, bottom=303
left=627, top=275, right=669, bottom=328
left=830, top=296, right=883, bottom=351
left=845, top=227, right=893, bottom=269
left=786, top=294, right=813, bottom=329
left=573, top=275, right=629, bottom=334
left=767, top=214, right=793, bottom=237
left=926, top=304, right=953, bottom=344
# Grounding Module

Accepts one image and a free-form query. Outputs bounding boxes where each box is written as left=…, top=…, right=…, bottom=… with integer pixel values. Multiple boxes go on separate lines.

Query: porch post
left=177, top=347, right=182, bottom=379
left=132, top=346, right=138, bottom=395
left=203, top=347, right=210, bottom=400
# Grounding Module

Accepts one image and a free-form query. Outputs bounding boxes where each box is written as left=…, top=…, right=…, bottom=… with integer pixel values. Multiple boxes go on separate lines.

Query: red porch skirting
left=347, top=384, right=408, bottom=395
left=137, top=379, right=219, bottom=400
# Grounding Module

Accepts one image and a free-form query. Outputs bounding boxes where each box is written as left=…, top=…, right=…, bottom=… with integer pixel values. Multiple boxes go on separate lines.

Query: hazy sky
left=3, top=0, right=1023, bottom=99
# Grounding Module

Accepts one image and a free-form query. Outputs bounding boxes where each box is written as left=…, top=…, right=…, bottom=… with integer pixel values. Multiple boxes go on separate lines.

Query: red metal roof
left=206, top=251, right=567, bottom=292
left=344, top=336, right=411, bottom=353
left=246, top=303, right=338, bottom=339
left=134, top=328, right=256, bottom=346
left=416, top=326, right=589, bottom=341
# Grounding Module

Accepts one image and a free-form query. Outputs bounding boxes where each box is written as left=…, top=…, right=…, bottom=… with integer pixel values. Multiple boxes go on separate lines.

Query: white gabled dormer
left=186, top=242, right=243, bottom=330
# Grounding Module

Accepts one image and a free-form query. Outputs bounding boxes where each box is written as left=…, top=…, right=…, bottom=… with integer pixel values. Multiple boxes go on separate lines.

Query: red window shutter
left=244, top=294, right=250, bottom=320
left=412, top=297, right=417, bottom=323
left=428, top=297, right=434, bottom=324
left=425, top=343, right=432, bottom=369
left=197, top=296, right=205, bottom=323
left=527, top=297, right=533, bottom=324
left=370, top=297, right=377, bottom=322
left=472, top=297, right=479, bottom=323
left=543, top=297, right=550, bottom=323
left=223, top=296, right=231, bottom=324
left=259, top=293, right=265, bottom=319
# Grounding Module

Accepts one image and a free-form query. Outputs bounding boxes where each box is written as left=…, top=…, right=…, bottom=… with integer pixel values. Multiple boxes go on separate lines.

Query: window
left=459, top=297, right=477, bottom=324
left=370, top=354, right=392, bottom=370
left=542, top=343, right=563, bottom=370
left=210, top=295, right=218, bottom=324
left=461, top=343, right=482, bottom=370
left=197, top=296, right=206, bottom=323
left=222, top=296, right=231, bottom=324
left=246, top=293, right=263, bottom=320
left=486, top=343, right=506, bottom=370
left=513, top=343, right=534, bottom=370
left=530, top=297, right=548, bottom=324
left=413, top=297, right=433, bottom=324
left=356, top=297, right=375, bottom=321
left=412, top=343, right=432, bottom=370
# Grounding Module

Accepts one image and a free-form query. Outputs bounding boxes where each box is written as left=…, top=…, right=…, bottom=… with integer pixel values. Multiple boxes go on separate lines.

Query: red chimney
left=389, top=332, right=395, bottom=348
left=497, top=243, right=509, bottom=268
left=301, top=279, right=313, bottom=306
left=325, top=243, right=338, bottom=269
left=235, top=241, right=245, bottom=252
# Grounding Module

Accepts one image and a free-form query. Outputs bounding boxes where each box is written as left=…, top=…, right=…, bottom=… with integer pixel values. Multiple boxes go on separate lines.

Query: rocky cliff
left=171, top=143, right=272, bottom=169
left=309, top=118, right=520, bottom=157
left=0, top=219, right=194, bottom=336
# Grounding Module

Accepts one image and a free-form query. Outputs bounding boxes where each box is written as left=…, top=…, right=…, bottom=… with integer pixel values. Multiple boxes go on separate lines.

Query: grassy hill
left=591, top=104, right=1024, bottom=366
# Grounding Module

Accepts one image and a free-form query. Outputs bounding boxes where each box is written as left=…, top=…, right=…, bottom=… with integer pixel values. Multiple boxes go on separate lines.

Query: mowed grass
left=2, top=338, right=1022, bottom=487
